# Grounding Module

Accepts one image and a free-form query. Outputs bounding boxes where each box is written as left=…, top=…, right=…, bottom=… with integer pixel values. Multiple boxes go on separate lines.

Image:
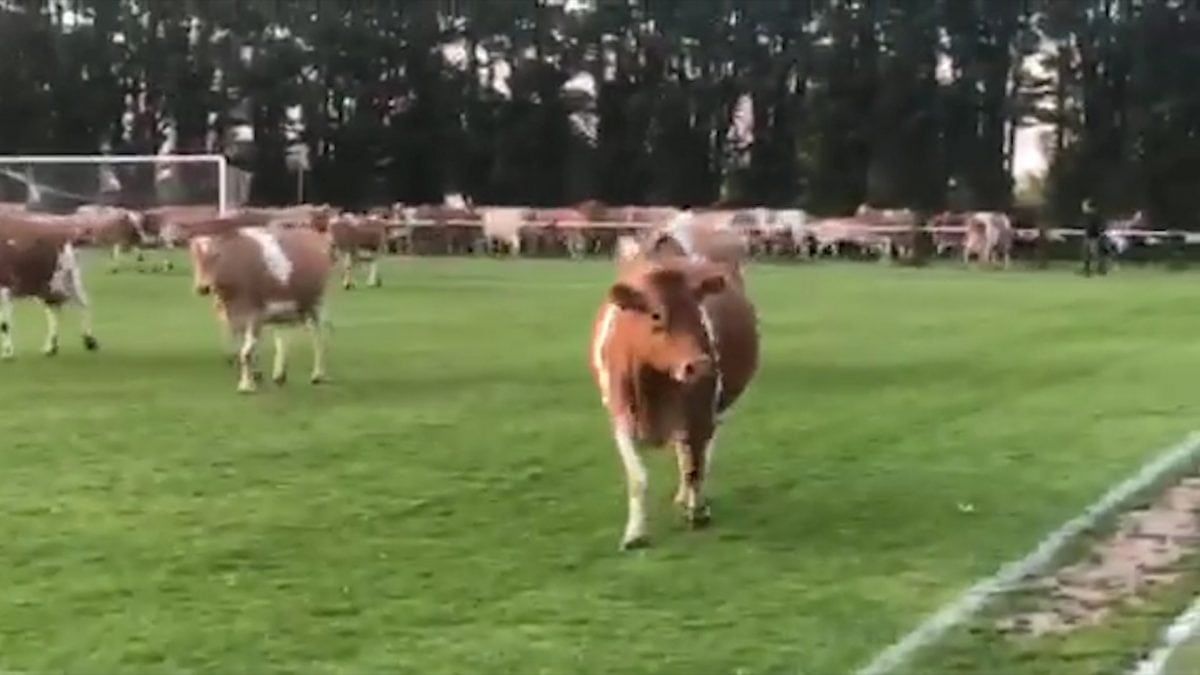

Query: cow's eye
left=650, top=311, right=663, bottom=323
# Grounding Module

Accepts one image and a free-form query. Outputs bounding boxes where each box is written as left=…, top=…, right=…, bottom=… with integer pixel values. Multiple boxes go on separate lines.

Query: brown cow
left=188, top=226, right=333, bottom=393
left=69, top=205, right=168, bottom=274
left=589, top=247, right=759, bottom=550
left=0, top=215, right=99, bottom=358
left=319, top=212, right=388, bottom=289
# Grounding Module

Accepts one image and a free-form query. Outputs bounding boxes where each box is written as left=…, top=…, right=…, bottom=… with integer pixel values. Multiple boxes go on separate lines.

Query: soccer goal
left=0, top=154, right=247, bottom=216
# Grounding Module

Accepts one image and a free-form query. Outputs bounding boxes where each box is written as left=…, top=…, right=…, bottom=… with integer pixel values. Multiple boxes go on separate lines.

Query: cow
left=590, top=225, right=759, bottom=550
left=0, top=215, right=99, bottom=359
left=659, top=211, right=749, bottom=272
left=188, top=227, right=333, bottom=393
left=962, top=211, right=1014, bottom=267
left=72, top=205, right=166, bottom=273
left=480, top=207, right=533, bottom=256
left=316, top=211, right=389, bottom=289
left=927, top=211, right=966, bottom=257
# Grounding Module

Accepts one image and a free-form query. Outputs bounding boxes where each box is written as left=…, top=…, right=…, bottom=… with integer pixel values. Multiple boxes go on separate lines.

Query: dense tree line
left=1, top=0, right=1199, bottom=227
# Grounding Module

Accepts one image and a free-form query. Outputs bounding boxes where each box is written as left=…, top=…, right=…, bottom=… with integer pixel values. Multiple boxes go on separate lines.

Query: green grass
left=1, top=253, right=1200, bottom=674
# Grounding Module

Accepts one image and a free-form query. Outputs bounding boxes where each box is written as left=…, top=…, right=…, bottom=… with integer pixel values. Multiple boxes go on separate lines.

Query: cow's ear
left=609, top=282, right=649, bottom=313
left=692, top=271, right=727, bottom=298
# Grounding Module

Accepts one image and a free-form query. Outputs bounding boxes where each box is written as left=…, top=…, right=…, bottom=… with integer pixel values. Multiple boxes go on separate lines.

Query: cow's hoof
left=620, top=535, right=651, bottom=551
left=82, top=335, right=99, bottom=352
left=237, top=383, right=257, bottom=395
left=43, top=343, right=59, bottom=357
left=686, top=505, right=712, bottom=530
left=310, top=373, right=327, bottom=385
left=273, top=371, right=287, bottom=386
left=342, top=283, right=354, bottom=291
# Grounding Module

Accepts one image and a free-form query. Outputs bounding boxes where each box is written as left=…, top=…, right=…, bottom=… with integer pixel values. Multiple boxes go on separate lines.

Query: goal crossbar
left=0, top=154, right=230, bottom=215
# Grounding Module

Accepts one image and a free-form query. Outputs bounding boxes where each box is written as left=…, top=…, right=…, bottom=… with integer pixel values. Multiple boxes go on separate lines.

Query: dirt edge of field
left=996, top=476, right=1200, bottom=638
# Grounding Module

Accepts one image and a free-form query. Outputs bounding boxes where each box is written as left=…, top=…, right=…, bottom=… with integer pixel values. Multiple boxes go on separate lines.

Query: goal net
left=0, top=154, right=249, bottom=216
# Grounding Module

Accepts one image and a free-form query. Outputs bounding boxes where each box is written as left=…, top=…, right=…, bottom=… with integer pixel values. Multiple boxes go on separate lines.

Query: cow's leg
left=109, top=243, right=123, bottom=273
left=59, top=245, right=98, bottom=351
left=0, top=288, right=13, bottom=360
left=675, top=425, right=716, bottom=528
left=341, top=251, right=355, bottom=290
left=160, top=240, right=175, bottom=273
left=305, top=311, right=327, bottom=384
left=41, top=302, right=60, bottom=356
left=236, top=321, right=262, bottom=394
left=271, top=330, right=288, bottom=385
left=366, top=255, right=381, bottom=287
left=613, top=421, right=650, bottom=550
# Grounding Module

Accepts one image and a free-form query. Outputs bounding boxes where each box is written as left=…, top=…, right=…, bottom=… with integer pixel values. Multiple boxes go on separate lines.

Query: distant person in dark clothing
left=1081, top=199, right=1108, bottom=276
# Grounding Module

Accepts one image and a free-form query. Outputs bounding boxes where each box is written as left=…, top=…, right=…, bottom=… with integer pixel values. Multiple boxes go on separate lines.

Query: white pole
left=218, top=157, right=228, bottom=216
left=0, top=154, right=226, bottom=164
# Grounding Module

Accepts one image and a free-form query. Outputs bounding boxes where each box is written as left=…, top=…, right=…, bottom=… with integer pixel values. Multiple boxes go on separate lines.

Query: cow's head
left=189, top=236, right=218, bottom=295
left=607, top=264, right=727, bottom=385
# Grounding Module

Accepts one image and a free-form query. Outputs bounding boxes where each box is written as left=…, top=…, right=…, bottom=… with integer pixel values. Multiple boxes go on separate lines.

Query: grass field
left=1, top=253, right=1199, bottom=674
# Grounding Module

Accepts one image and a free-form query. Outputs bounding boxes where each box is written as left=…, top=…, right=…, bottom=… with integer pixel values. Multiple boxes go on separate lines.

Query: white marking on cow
left=265, top=300, right=299, bottom=320
left=698, top=304, right=722, bottom=415
left=592, top=304, right=618, bottom=407
left=1128, top=594, right=1200, bottom=675
left=856, top=431, right=1200, bottom=675
left=129, top=212, right=149, bottom=241
left=614, top=423, right=648, bottom=545
left=240, top=227, right=293, bottom=285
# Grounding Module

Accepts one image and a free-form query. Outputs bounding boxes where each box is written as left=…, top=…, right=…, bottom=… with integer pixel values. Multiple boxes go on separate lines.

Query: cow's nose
left=674, top=356, right=713, bottom=383
left=195, top=284, right=211, bottom=296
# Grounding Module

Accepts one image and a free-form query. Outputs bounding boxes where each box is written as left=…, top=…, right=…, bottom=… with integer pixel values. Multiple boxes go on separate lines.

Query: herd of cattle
left=0, top=199, right=1069, bottom=277
left=0, top=198, right=759, bottom=548
left=0, top=195, right=1185, bottom=548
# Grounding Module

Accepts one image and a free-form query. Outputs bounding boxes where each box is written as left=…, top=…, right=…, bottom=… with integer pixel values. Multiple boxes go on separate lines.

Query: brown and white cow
left=590, top=239, right=759, bottom=550
left=188, top=227, right=333, bottom=393
left=962, top=211, right=1014, bottom=268
left=316, top=211, right=389, bottom=289
left=72, top=205, right=166, bottom=273
left=0, top=215, right=99, bottom=358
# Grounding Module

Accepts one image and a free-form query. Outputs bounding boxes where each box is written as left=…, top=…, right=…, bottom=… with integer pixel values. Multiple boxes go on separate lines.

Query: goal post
left=0, top=154, right=242, bottom=216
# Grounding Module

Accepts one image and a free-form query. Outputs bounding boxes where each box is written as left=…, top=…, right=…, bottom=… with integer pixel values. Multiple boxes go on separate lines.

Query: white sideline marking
left=1129, top=594, right=1200, bottom=675
left=856, top=431, right=1200, bottom=675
